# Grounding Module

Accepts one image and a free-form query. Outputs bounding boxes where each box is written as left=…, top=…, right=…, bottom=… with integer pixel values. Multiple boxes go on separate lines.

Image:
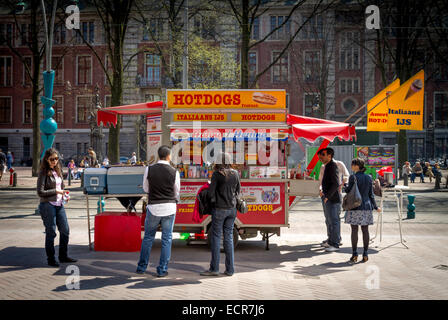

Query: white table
left=370, top=185, right=409, bottom=249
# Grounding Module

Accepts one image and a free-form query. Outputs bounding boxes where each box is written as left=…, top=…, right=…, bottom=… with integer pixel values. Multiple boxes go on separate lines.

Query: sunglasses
left=49, top=157, right=59, bottom=162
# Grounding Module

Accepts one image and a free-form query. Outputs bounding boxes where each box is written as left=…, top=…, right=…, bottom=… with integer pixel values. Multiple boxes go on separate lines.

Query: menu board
left=174, top=181, right=287, bottom=226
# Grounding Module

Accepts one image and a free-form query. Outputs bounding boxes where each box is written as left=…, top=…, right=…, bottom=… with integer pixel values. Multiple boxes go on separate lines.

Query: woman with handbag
left=200, top=152, right=241, bottom=277
left=344, top=158, right=381, bottom=264
left=37, top=148, right=77, bottom=267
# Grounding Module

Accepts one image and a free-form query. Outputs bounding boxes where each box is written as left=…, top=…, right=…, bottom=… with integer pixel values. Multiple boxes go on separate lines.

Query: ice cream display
left=404, top=79, right=423, bottom=101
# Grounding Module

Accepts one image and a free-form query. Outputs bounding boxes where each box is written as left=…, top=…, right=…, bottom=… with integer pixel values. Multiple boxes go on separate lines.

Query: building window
left=340, top=78, right=359, bottom=94
left=77, top=142, right=82, bottom=155
left=409, top=138, right=424, bottom=162
left=77, top=56, right=92, bottom=85
left=23, top=137, right=31, bottom=159
left=104, top=54, right=113, bottom=85
left=0, top=57, right=12, bottom=87
left=19, top=24, right=31, bottom=46
left=53, top=23, right=66, bottom=45
left=23, top=100, right=32, bottom=124
left=342, top=98, right=357, bottom=114
left=76, top=21, right=95, bottom=44
left=144, top=54, right=161, bottom=84
left=23, top=57, right=32, bottom=86
left=53, top=57, right=64, bottom=85
left=0, top=23, right=13, bottom=45
left=340, top=31, right=360, bottom=70
left=144, top=94, right=161, bottom=102
left=383, top=137, right=396, bottom=145
left=435, top=138, right=448, bottom=159
left=434, top=56, right=448, bottom=81
left=434, top=92, right=448, bottom=129
left=54, top=96, right=64, bottom=123
left=304, top=93, right=319, bottom=117
left=0, top=97, right=12, bottom=123
left=251, top=17, right=259, bottom=40
left=304, top=50, right=320, bottom=82
left=249, top=52, right=257, bottom=83
left=270, top=16, right=291, bottom=40
left=193, top=16, right=216, bottom=40
left=272, top=52, right=288, bottom=83
left=143, top=19, right=164, bottom=41
left=302, top=14, right=323, bottom=39
left=104, top=95, right=112, bottom=108
left=77, top=96, right=92, bottom=123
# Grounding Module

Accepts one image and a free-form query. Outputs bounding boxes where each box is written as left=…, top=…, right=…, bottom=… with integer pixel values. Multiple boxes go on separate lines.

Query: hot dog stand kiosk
left=86, top=90, right=356, bottom=251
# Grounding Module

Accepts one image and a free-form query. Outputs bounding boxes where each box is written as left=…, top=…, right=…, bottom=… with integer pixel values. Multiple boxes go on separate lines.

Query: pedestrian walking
left=37, top=148, right=77, bottom=267
left=319, top=148, right=341, bottom=252
left=6, top=151, right=13, bottom=170
left=344, top=158, right=381, bottom=264
left=200, top=152, right=241, bottom=276
left=129, top=152, right=137, bottom=165
left=0, top=148, right=6, bottom=181
left=136, top=145, right=180, bottom=277
left=318, top=151, right=349, bottom=247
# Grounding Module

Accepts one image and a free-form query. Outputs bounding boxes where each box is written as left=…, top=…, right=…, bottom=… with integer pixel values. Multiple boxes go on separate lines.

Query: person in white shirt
left=129, top=152, right=137, bottom=165
left=136, top=146, right=180, bottom=277
left=317, top=150, right=349, bottom=248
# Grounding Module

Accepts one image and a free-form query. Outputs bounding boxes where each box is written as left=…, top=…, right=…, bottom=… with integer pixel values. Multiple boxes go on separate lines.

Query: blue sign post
left=39, top=0, right=58, bottom=159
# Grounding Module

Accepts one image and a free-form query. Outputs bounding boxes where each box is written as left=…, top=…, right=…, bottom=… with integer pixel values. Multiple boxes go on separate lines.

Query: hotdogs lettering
left=173, top=93, right=241, bottom=106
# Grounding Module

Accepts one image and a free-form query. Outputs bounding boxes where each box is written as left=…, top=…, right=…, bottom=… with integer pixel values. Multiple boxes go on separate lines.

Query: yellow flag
left=387, top=70, right=424, bottom=131
left=367, top=79, right=400, bottom=132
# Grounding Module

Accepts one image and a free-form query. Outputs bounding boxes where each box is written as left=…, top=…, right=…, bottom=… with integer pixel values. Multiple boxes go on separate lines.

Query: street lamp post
left=39, top=0, right=58, bottom=158
left=89, top=84, right=104, bottom=162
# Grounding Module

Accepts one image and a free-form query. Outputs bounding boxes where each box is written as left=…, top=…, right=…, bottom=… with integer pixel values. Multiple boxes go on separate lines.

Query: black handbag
left=236, top=194, right=248, bottom=214
left=342, top=174, right=362, bottom=211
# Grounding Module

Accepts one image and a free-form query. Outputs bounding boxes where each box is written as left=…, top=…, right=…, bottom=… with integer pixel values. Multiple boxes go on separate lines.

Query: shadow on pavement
left=0, top=239, right=379, bottom=291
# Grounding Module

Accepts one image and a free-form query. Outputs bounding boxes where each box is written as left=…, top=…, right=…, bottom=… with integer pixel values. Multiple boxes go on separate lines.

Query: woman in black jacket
left=200, top=152, right=241, bottom=277
left=344, top=158, right=381, bottom=264
left=37, top=148, right=77, bottom=267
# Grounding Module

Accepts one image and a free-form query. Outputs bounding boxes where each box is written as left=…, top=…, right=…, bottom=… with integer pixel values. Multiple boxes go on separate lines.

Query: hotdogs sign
left=167, top=89, right=286, bottom=109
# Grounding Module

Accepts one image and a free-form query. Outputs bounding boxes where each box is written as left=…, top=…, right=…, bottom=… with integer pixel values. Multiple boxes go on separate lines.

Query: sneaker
left=157, top=272, right=168, bottom=278
left=200, top=270, right=219, bottom=276
left=222, top=271, right=233, bottom=276
left=325, top=246, right=340, bottom=252
left=136, top=269, right=145, bottom=275
left=321, top=242, right=330, bottom=248
left=48, top=260, right=60, bottom=267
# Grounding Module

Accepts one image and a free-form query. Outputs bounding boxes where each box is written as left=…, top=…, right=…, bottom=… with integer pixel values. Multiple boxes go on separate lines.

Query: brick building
left=0, top=1, right=447, bottom=165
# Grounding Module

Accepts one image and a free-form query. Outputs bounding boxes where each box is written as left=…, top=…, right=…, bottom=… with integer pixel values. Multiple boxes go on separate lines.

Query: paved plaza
left=0, top=168, right=448, bottom=300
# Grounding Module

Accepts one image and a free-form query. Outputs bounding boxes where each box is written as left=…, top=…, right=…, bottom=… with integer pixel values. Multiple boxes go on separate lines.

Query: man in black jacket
left=319, top=148, right=341, bottom=252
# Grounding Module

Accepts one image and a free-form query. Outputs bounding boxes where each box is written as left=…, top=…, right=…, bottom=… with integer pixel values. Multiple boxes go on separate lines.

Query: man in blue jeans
left=136, top=145, right=180, bottom=277
left=319, top=148, right=341, bottom=252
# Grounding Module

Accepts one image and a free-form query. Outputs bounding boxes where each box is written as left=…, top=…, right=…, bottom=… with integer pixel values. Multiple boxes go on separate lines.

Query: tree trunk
left=240, top=0, right=249, bottom=89
left=107, top=17, right=125, bottom=164
left=31, top=1, right=41, bottom=177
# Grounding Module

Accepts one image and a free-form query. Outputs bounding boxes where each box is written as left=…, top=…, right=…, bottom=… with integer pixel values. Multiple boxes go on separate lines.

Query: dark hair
left=158, top=145, right=171, bottom=160
left=213, top=152, right=232, bottom=175
left=351, top=158, right=366, bottom=172
left=318, top=147, right=334, bottom=158
left=40, top=148, right=63, bottom=177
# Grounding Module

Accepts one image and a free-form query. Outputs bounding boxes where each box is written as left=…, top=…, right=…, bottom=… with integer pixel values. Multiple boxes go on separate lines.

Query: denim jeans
left=209, top=208, right=237, bottom=274
left=39, top=202, right=70, bottom=262
left=325, top=200, right=341, bottom=248
left=137, top=208, right=175, bottom=275
left=322, top=198, right=330, bottom=240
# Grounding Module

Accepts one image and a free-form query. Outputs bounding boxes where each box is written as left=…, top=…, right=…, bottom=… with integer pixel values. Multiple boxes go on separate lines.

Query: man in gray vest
left=136, top=145, right=180, bottom=277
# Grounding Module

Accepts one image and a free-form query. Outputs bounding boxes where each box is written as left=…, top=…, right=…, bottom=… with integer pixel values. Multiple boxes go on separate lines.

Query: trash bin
left=384, top=172, right=394, bottom=185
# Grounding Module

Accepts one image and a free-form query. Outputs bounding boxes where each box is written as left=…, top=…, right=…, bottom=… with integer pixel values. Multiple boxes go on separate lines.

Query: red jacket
left=192, top=182, right=210, bottom=223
